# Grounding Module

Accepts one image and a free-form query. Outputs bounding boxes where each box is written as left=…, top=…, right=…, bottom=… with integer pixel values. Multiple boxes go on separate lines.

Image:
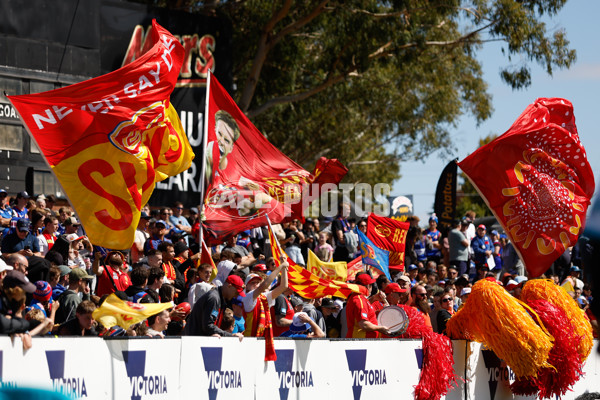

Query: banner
left=266, top=217, right=359, bottom=299
left=366, top=213, right=409, bottom=269
left=434, top=160, right=458, bottom=228
left=356, top=228, right=391, bottom=281
left=346, top=256, right=366, bottom=281
left=8, top=21, right=193, bottom=250
left=306, top=249, right=348, bottom=281
left=93, top=293, right=174, bottom=329
left=458, top=98, right=595, bottom=277
left=202, top=73, right=347, bottom=244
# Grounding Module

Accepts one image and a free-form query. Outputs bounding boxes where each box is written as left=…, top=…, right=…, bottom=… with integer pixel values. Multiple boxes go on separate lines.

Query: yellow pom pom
left=521, top=279, right=593, bottom=361
left=446, top=279, right=553, bottom=379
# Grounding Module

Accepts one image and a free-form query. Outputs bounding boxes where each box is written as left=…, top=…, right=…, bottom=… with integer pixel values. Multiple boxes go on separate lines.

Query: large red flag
left=8, top=21, right=193, bottom=250
left=366, top=213, right=409, bottom=269
left=458, top=98, right=595, bottom=277
left=202, top=73, right=347, bottom=244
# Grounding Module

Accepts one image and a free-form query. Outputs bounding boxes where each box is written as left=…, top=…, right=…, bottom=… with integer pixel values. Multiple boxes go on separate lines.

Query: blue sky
left=392, top=1, right=600, bottom=223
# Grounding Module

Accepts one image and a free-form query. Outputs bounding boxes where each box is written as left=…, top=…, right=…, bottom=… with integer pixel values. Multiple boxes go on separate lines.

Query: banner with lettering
left=366, top=213, right=409, bottom=270
left=202, top=73, right=347, bottom=244
left=434, top=160, right=457, bottom=228
left=8, top=21, right=193, bottom=250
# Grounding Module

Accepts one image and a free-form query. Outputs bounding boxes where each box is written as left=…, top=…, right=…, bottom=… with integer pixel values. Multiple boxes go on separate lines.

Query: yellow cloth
left=93, top=293, right=174, bottom=330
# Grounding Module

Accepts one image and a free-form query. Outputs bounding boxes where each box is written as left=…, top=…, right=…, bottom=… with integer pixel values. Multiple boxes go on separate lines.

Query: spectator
left=0, top=189, right=12, bottom=228
left=169, top=201, right=192, bottom=245
left=437, top=290, right=455, bottom=335
left=54, top=269, right=93, bottom=324
left=280, top=312, right=325, bottom=338
left=5, top=254, right=29, bottom=276
left=184, top=274, right=245, bottom=339
left=11, top=191, right=30, bottom=220
left=143, top=220, right=171, bottom=254
left=158, top=242, right=184, bottom=291
left=384, top=282, right=409, bottom=306
left=62, top=216, right=81, bottom=236
left=319, top=297, right=342, bottom=338
left=449, top=218, right=470, bottom=276
left=314, top=232, right=334, bottom=262
left=55, top=300, right=97, bottom=336
left=92, top=251, right=132, bottom=297
left=1, top=219, right=41, bottom=257
left=50, top=265, right=71, bottom=300
left=146, top=309, right=171, bottom=338
left=331, top=203, right=352, bottom=262
left=345, top=273, right=389, bottom=338
left=131, top=212, right=151, bottom=265
left=124, top=267, right=150, bottom=303
left=188, top=263, right=216, bottom=307
left=144, top=267, right=165, bottom=303
left=471, top=225, right=493, bottom=268
left=231, top=296, right=246, bottom=334
left=37, top=216, right=59, bottom=256
left=409, top=284, right=433, bottom=332
left=424, top=214, right=442, bottom=263
left=222, top=234, right=255, bottom=267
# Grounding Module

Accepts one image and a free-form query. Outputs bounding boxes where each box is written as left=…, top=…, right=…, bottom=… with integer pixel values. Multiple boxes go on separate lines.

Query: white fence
left=1, top=337, right=598, bottom=399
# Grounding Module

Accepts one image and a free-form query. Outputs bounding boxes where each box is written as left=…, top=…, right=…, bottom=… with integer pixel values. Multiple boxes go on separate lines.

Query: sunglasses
left=442, top=298, right=452, bottom=303
left=416, top=293, right=427, bottom=297
left=176, top=207, right=183, bottom=210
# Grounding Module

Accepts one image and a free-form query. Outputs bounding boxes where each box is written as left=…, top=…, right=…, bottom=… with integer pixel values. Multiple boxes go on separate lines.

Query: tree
left=152, top=0, right=575, bottom=186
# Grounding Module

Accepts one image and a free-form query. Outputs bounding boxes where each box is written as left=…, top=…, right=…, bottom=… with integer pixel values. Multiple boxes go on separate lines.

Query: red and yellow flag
left=200, top=239, right=218, bottom=283
left=306, top=249, right=348, bottom=281
left=266, top=218, right=359, bottom=299
left=366, top=213, right=410, bottom=269
left=8, top=21, right=193, bottom=250
left=92, top=293, right=173, bottom=330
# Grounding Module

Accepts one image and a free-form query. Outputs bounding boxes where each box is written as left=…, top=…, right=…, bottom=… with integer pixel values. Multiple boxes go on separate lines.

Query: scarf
left=246, top=294, right=276, bottom=361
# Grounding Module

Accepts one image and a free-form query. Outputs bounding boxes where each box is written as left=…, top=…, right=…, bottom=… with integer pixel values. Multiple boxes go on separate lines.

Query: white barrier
left=0, top=337, right=598, bottom=399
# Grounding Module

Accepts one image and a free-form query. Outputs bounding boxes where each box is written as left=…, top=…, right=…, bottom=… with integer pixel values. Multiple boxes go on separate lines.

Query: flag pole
left=198, top=70, right=211, bottom=246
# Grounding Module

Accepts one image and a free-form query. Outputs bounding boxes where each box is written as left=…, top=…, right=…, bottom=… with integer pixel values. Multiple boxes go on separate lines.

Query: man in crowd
left=170, top=201, right=192, bottom=245
left=144, top=220, right=170, bottom=254
left=1, top=219, right=41, bottom=257
left=449, top=218, right=470, bottom=276
left=92, top=251, right=131, bottom=297
left=55, top=300, right=98, bottom=336
left=131, top=212, right=151, bottom=265
left=55, top=269, right=93, bottom=324
left=37, top=216, right=59, bottom=256
left=11, top=191, right=29, bottom=220
left=384, top=282, right=409, bottom=306
left=471, top=224, right=493, bottom=268
left=187, top=263, right=215, bottom=307
left=345, top=273, right=389, bottom=338
left=184, top=274, right=245, bottom=339
left=410, top=284, right=433, bottom=331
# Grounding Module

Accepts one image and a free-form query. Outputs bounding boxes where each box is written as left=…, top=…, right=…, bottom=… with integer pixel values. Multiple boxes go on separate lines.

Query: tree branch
left=271, top=1, right=330, bottom=47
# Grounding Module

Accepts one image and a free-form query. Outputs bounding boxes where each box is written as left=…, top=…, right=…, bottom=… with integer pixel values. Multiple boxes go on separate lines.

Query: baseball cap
left=477, top=224, right=486, bottom=230
left=570, top=266, right=581, bottom=272
left=491, top=230, right=499, bottom=236
left=63, top=216, right=80, bottom=226
left=0, top=189, right=6, bottom=196
left=429, top=214, right=438, bottom=223
left=3, top=270, right=36, bottom=293
left=140, top=212, right=152, bottom=220
left=514, top=276, right=528, bottom=285
left=0, top=258, right=14, bottom=273
left=154, top=220, right=167, bottom=228
left=36, top=194, right=47, bottom=201
left=460, top=287, right=471, bottom=296
left=461, top=217, right=471, bottom=225
left=384, top=282, right=408, bottom=294
left=397, top=275, right=410, bottom=283
left=407, top=264, right=418, bottom=271
left=245, top=273, right=262, bottom=286
left=33, top=281, right=52, bottom=302
left=16, top=218, right=31, bottom=232
left=16, top=191, right=29, bottom=199
left=66, top=233, right=85, bottom=242
left=58, top=265, right=72, bottom=277
left=289, top=312, right=312, bottom=332
left=355, top=273, right=376, bottom=285
left=505, top=280, right=519, bottom=291
left=226, top=275, right=246, bottom=297
left=69, top=268, right=94, bottom=281
left=189, top=207, right=199, bottom=215
left=252, top=262, right=267, bottom=272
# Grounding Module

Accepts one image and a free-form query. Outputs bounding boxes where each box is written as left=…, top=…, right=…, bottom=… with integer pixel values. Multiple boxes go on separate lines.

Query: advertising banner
left=106, top=337, right=181, bottom=400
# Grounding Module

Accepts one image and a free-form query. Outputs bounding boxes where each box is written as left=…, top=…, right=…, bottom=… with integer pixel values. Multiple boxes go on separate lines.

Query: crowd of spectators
left=0, top=188, right=596, bottom=346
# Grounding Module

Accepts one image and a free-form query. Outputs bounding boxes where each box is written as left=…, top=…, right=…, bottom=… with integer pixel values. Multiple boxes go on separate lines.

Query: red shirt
left=346, top=293, right=379, bottom=338
left=96, top=264, right=132, bottom=297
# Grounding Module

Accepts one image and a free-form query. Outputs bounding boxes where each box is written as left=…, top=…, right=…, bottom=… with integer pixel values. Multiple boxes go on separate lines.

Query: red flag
left=458, top=98, right=595, bottom=277
left=366, top=213, right=409, bottom=269
left=7, top=21, right=193, bottom=250
left=202, top=73, right=347, bottom=244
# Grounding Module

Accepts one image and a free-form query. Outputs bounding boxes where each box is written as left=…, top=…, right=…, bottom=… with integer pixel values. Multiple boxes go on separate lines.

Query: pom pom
left=414, top=330, right=458, bottom=400
left=521, top=279, right=593, bottom=361
left=446, top=278, right=553, bottom=379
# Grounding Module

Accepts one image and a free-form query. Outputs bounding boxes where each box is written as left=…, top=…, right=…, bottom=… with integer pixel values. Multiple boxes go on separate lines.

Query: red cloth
left=458, top=98, right=595, bottom=277
left=345, top=292, right=379, bottom=338
left=202, top=74, right=347, bottom=245
left=366, top=213, right=409, bottom=269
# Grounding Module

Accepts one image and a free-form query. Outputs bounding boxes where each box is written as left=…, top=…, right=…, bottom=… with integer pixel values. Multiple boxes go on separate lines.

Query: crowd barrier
left=0, top=337, right=598, bottom=399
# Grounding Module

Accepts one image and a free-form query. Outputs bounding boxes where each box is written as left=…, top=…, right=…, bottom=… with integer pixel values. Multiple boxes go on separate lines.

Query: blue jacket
left=471, top=234, right=493, bottom=264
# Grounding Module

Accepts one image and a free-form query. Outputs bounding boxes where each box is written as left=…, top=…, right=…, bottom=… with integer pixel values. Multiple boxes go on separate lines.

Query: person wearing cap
left=561, top=266, right=584, bottom=293
left=29, top=280, right=60, bottom=323
left=242, top=258, right=289, bottom=338
left=406, top=264, right=419, bottom=286
left=0, top=258, right=13, bottom=287
left=319, top=297, right=342, bottom=337
left=92, top=251, right=132, bottom=297
left=345, top=273, right=389, bottom=338
left=10, top=191, right=30, bottom=221
left=131, top=211, right=151, bottom=265
left=1, top=218, right=41, bottom=258
left=37, top=216, right=59, bottom=256
left=449, top=218, right=470, bottom=276
left=397, top=275, right=411, bottom=290
left=53, top=268, right=93, bottom=324
left=62, top=216, right=81, bottom=236
left=471, top=224, right=493, bottom=268
left=169, top=201, right=192, bottom=245
left=384, top=282, right=409, bottom=306
left=424, top=214, right=442, bottom=263
left=230, top=296, right=246, bottom=334
left=143, top=219, right=172, bottom=255
left=280, top=311, right=325, bottom=338
left=172, top=240, right=200, bottom=278
left=184, top=274, right=246, bottom=339
left=49, top=265, right=71, bottom=300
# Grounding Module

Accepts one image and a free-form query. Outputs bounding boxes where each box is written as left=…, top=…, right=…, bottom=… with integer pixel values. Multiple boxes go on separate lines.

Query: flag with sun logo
left=458, top=98, right=595, bottom=277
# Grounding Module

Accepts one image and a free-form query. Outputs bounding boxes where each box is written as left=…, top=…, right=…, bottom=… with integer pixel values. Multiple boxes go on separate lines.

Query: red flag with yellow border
left=8, top=21, right=193, bottom=250
left=367, top=213, right=409, bottom=270
left=266, top=217, right=360, bottom=299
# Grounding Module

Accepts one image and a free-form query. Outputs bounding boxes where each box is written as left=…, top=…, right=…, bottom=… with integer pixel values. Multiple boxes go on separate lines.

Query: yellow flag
left=92, top=293, right=173, bottom=330
left=306, top=249, right=348, bottom=281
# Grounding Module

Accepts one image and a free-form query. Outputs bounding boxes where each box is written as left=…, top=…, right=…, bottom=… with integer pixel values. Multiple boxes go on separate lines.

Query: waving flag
left=357, top=228, right=391, bottom=280
left=8, top=21, right=193, bottom=250
left=92, top=293, right=173, bottom=330
left=458, top=98, right=595, bottom=277
left=202, top=73, right=347, bottom=244
left=366, top=213, right=409, bottom=270
left=306, top=249, right=348, bottom=281
left=266, top=217, right=359, bottom=299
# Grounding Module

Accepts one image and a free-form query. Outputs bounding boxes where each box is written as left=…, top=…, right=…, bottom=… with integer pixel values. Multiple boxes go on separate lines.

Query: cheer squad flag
left=356, top=228, right=391, bottom=281
left=458, top=98, right=595, bottom=277
left=366, top=213, right=409, bottom=269
left=8, top=21, right=193, bottom=250
left=202, top=72, right=347, bottom=244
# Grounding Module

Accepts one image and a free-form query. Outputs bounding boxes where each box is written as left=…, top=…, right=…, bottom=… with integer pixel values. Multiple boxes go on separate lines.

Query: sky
left=391, top=1, right=600, bottom=223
